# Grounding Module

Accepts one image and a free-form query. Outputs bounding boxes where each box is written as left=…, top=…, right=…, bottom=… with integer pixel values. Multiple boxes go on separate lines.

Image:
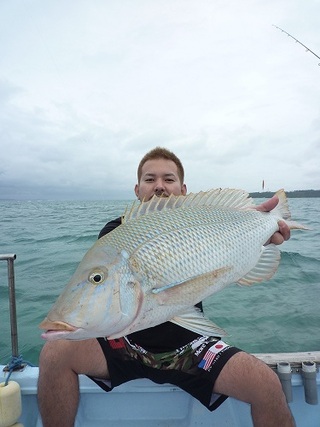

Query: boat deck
left=2, top=363, right=319, bottom=427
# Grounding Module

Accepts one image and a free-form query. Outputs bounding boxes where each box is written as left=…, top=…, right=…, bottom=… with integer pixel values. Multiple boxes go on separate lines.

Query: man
left=38, top=147, right=294, bottom=426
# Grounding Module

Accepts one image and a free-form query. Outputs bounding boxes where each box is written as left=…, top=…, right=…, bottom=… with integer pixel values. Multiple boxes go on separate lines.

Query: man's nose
left=154, top=179, right=165, bottom=191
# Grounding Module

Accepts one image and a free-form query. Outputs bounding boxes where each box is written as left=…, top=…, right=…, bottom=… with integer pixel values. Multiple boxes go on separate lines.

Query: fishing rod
left=273, top=25, right=320, bottom=66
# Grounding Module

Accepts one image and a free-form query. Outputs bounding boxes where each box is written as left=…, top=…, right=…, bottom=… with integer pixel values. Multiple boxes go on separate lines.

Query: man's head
left=135, top=147, right=187, bottom=201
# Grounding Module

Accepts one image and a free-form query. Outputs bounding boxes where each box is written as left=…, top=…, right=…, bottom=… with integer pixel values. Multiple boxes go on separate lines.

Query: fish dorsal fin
left=170, top=307, right=227, bottom=337
left=124, top=188, right=255, bottom=222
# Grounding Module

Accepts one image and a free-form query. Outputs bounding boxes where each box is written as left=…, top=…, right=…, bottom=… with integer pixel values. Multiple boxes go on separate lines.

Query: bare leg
left=214, top=352, right=295, bottom=427
left=38, top=339, right=108, bottom=427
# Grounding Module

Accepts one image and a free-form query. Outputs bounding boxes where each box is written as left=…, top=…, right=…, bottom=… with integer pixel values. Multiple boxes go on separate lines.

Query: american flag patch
left=198, top=341, right=229, bottom=371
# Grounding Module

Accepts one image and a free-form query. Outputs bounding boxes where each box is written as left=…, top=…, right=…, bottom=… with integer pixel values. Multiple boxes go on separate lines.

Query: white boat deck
left=1, top=362, right=319, bottom=427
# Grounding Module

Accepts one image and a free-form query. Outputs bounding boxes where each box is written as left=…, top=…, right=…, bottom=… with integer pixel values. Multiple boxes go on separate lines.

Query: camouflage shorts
left=124, top=335, right=231, bottom=374
left=90, top=335, right=241, bottom=411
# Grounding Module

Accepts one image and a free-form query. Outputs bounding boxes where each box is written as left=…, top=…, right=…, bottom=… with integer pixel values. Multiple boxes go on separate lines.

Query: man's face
left=135, top=158, right=187, bottom=201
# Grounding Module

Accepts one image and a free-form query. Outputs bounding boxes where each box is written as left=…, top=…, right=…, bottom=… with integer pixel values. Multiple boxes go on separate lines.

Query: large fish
left=40, top=188, right=306, bottom=341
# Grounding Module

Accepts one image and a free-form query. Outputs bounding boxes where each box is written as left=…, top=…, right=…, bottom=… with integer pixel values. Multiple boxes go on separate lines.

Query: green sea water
left=1, top=198, right=319, bottom=366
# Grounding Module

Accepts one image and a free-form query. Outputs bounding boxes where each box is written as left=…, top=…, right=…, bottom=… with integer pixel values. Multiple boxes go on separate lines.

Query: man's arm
left=98, top=217, right=122, bottom=239
left=255, top=195, right=290, bottom=245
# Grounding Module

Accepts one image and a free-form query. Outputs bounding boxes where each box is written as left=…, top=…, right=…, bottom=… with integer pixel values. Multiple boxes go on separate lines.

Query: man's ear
left=134, top=184, right=139, bottom=198
left=181, top=184, right=187, bottom=195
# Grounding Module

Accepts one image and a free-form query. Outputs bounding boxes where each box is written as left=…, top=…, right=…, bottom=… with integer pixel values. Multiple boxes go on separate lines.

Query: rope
left=4, top=355, right=35, bottom=386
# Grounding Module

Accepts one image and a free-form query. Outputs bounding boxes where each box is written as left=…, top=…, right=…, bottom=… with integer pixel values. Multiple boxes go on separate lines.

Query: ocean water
left=1, top=198, right=319, bottom=366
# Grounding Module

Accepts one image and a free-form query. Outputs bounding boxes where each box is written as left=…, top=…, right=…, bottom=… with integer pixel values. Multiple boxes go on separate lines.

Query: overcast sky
left=1, top=0, right=319, bottom=200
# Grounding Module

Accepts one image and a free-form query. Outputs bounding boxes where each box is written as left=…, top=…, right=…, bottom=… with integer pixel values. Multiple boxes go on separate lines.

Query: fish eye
left=89, top=270, right=106, bottom=285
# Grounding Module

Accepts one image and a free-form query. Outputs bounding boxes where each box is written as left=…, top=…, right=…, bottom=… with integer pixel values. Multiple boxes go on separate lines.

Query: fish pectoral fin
left=237, top=244, right=281, bottom=286
left=170, top=307, right=227, bottom=337
left=151, top=267, right=231, bottom=305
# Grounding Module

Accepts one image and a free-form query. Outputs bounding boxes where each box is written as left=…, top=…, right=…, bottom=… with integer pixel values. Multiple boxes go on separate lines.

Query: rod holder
left=0, top=254, right=19, bottom=358
left=302, top=361, right=318, bottom=405
left=277, top=362, right=293, bottom=403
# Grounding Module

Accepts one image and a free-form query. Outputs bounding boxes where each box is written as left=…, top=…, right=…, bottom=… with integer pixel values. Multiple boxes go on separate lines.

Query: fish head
left=39, top=242, right=143, bottom=340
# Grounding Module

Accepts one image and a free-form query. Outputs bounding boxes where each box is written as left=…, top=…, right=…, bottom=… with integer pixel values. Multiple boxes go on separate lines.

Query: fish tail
left=285, top=220, right=310, bottom=230
left=273, top=189, right=291, bottom=220
left=273, top=189, right=309, bottom=230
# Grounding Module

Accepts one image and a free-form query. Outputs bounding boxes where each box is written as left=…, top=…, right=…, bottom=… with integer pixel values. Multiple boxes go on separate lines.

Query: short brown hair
left=137, top=147, right=185, bottom=183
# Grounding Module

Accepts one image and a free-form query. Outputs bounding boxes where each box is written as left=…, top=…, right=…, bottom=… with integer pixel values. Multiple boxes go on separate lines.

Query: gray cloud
left=0, top=0, right=319, bottom=200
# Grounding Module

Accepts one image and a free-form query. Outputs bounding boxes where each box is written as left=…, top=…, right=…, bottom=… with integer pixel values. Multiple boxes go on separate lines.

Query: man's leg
left=214, top=352, right=295, bottom=427
left=38, top=339, right=109, bottom=427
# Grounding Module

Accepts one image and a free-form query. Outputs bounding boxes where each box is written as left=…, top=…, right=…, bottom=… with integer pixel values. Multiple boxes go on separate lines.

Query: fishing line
left=273, top=25, right=320, bottom=67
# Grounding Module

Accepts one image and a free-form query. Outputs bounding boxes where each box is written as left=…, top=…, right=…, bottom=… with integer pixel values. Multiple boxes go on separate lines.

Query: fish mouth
left=39, top=318, right=78, bottom=340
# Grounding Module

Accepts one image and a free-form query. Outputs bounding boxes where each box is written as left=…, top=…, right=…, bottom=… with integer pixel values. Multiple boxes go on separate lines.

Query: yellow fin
left=271, top=189, right=308, bottom=230
left=170, top=307, right=227, bottom=337
left=152, top=267, right=232, bottom=305
left=237, top=245, right=280, bottom=286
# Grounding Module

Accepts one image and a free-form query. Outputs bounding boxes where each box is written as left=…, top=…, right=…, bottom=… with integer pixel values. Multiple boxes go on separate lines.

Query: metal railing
left=0, top=253, right=19, bottom=357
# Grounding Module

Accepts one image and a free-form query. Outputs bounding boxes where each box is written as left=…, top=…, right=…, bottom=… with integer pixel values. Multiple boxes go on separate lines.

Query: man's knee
left=39, top=340, right=74, bottom=371
left=39, top=339, right=109, bottom=378
left=214, top=352, right=285, bottom=403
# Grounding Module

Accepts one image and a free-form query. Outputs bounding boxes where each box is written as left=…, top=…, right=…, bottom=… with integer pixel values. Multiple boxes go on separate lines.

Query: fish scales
left=39, top=188, right=307, bottom=341
left=103, top=206, right=268, bottom=288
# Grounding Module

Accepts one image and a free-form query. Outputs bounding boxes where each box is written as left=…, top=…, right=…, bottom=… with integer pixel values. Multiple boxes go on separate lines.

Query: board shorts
left=88, top=335, right=242, bottom=411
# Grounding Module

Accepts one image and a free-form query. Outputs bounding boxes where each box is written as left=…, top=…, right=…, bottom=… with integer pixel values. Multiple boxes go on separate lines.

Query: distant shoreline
left=250, top=190, right=320, bottom=198
left=1, top=189, right=320, bottom=201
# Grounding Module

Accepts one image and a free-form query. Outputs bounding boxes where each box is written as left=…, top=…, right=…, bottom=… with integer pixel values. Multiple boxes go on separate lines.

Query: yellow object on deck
left=0, top=381, right=22, bottom=427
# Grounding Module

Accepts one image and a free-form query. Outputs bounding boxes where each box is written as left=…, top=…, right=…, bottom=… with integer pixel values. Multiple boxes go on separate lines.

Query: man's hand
left=255, top=195, right=290, bottom=245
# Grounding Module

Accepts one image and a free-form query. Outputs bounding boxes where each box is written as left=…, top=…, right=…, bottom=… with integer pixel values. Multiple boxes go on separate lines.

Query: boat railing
left=1, top=253, right=19, bottom=358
